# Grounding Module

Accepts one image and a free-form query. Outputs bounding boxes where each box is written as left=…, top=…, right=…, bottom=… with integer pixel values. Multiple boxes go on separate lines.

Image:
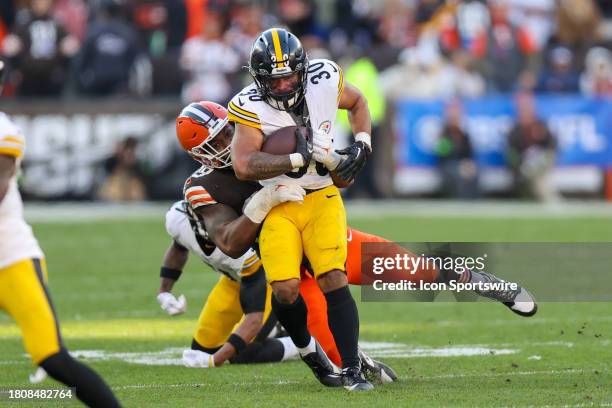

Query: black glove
left=295, top=126, right=313, bottom=167
left=334, top=141, right=370, bottom=182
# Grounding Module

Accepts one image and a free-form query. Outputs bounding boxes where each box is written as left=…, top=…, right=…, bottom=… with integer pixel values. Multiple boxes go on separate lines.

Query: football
left=260, top=125, right=308, bottom=155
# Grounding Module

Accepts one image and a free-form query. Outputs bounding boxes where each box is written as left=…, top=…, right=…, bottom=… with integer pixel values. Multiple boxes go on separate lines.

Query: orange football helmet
left=176, top=101, right=233, bottom=168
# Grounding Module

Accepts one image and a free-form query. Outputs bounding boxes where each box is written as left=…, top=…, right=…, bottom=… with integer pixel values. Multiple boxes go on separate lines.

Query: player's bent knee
left=271, top=279, right=300, bottom=304
left=317, top=269, right=348, bottom=293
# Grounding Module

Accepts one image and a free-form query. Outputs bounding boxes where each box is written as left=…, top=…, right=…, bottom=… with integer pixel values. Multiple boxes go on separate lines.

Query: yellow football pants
left=259, top=185, right=347, bottom=282
left=0, top=258, right=62, bottom=364
left=193, top=271, right=273, bottom=350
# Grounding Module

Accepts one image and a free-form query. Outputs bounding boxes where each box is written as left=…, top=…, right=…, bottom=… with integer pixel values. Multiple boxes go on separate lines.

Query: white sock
left=297, top=336, right=316, bottom=357
left=278, top=337, right=299, bottom=361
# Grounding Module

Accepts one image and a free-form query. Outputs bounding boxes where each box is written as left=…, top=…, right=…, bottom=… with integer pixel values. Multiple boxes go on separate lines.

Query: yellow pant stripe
left=241, top=260, right=262, bottom=278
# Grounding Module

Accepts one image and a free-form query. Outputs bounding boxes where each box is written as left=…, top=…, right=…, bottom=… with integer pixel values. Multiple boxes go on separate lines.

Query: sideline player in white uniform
left=230, top=28, right=373, bottom=390
left=0, top=61, right=121, bottom=407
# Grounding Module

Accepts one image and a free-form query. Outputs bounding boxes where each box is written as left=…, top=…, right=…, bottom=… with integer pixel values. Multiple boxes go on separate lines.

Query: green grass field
left=1, top=209, right=611, bottom=407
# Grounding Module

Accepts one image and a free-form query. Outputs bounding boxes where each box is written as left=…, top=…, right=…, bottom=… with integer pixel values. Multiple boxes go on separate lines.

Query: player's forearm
left=213, top=312, right=264, bottom=366
left=213, top=216, right=260, bottom=259
left=347, top=95, right=372, bottom=137
left=159, top=243, right=189, bottom=292
left=159, top=277, right=176, bottom=293
left=234, top=151, right=293, bottom=181
left=162, top=243, right=189, bottom=270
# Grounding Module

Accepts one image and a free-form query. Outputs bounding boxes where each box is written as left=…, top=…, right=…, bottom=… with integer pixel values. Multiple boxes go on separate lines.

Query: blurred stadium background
left=2, top=0, right=612, bottom=203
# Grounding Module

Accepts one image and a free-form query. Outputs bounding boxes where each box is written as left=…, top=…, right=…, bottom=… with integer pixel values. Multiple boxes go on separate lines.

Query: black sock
left=271, top=294, right=311, bottom=348
left=324, top=285, right=360, bottom=369
left=230, top=338, right=285, bottom=364
left=40, top=349, right=121, bottom=408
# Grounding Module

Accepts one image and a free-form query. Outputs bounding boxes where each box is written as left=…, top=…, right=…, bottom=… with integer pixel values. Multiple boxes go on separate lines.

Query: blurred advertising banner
left=394, top=95, right=612, bottom=194
left=2, top=100, right=198, bottom=200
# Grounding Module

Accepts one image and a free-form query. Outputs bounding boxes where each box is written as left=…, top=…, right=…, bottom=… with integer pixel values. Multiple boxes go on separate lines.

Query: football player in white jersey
left=0, top=61, right=121, bottom=407
left=229, top=28, right=373, bottom=391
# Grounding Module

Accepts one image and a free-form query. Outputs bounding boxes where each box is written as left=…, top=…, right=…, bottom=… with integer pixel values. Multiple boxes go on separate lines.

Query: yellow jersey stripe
left=337, top=66, right=345, bottom=104
left=228, top=101, right=259, bottom=120
left=228, top=112, right=262, bottom=130
left=1, top=136, right=24, bottom=145
left=0, top=146, right=23, bottom=158
left=228, top=107, right=261, bottom=124
left=271, top=29, right=284, bottom=68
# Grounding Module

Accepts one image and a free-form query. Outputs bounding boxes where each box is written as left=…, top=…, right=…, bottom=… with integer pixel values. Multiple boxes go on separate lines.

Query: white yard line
left=0, top=339, right=603, bottom=367
left=114, top=379, right=300, bottom=390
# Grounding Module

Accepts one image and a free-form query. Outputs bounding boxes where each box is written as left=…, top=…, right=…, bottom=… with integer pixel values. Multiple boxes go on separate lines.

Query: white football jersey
left=164, top=201, right=259, bottom=282
left=228, top=58, right=344, bottom=190
left=0, top=112, right=44, bottom=269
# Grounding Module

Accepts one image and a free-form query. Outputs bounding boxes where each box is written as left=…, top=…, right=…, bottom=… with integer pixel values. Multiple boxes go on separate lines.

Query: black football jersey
left=181, top=166, right=261, bottom=250
left=183, top=166, right=261, bottom=214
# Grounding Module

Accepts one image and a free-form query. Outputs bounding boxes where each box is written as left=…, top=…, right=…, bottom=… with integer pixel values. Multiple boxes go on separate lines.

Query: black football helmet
left=248, top=28, right=308, bottom=111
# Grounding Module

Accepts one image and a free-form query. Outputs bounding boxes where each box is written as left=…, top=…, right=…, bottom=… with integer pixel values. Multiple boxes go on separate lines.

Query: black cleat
left=341, top=366, right=374, bottom=391
left=358, top=348, right=398, bottom=384
left=474, top=272, right=538, bottom=317
left=300, top=341, right=342, bottom=387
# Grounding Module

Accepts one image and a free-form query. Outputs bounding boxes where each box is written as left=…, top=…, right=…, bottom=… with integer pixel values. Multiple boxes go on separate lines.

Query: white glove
left=183, top=349, right=215, bottom=368
left=157, top=292, right=187, bottom=316
left=244, top=182, right=306, bottom=223
left=312, top=129, right=341, bottom=170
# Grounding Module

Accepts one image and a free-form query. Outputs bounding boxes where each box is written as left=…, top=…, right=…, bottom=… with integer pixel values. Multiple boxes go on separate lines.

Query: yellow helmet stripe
left=270, top=29, right=284, bottom=68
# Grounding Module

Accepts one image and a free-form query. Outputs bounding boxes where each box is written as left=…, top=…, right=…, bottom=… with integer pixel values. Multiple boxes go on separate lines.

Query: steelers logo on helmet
left=175, top=101, right=234, bottom=169
left=248, top=28, right=309, bottom=111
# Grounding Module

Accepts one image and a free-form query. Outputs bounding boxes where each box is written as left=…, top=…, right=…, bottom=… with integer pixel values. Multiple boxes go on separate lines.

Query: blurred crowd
left=1, top=0, right=612, bottom=101
left=2, top=0, right=612, bottom=202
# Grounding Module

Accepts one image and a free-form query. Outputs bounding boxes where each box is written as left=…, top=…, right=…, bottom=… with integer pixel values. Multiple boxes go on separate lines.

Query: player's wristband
left=289, top=153, right=305, bottom=169
left=355, top=132, right=372, bottom=152
left=160, top=267, right=182, bottom=281
left=227, top=333, right=247, bottom=354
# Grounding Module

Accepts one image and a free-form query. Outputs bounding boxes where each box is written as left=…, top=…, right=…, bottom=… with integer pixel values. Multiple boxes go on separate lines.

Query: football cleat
left=474, top=272, right=538, bottom=317
left=300, top=341, right=342, bottom=387
left=341, top=366, right=374, bottom=391
left=358, top=348, right=398, bottom=384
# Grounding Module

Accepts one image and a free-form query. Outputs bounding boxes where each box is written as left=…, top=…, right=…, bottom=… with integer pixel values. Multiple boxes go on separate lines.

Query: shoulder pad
left=228, top=86, right=263, bottom=130
left=0, top=113, right=25, bottom=158
left=308, top=59, right=344, bottom=104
